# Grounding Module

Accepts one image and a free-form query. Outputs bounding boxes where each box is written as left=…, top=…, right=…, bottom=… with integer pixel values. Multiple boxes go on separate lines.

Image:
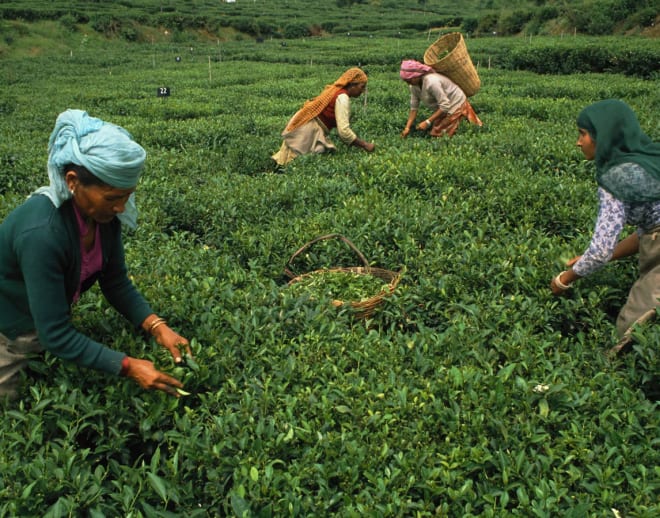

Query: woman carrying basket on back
left=399, top=59, right=482, bottom=138
left=272, top=67, right=375, bottom=166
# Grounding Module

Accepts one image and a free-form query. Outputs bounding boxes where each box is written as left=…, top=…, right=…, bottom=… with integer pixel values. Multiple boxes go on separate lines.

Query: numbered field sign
left=157, top=86, right=171, bottom=97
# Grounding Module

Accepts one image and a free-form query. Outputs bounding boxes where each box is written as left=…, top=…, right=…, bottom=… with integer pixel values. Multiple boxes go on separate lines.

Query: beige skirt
left=0, top=332, right=42, bottom=400
left=271, top=118, right=336, bottom=166
left=616, top=228, right=660, bottom=337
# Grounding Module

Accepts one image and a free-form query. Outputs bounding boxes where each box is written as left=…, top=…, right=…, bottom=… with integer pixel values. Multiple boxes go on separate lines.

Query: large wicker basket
left=424, top=32, right=481, bottom=97
left=284, top=234, right=402, bottom=319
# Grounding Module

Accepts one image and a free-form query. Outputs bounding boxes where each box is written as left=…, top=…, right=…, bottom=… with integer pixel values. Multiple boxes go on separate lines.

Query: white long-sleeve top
left=334, top=93, right=357, bottom=144
left=409, top=73, right=466, bottom=115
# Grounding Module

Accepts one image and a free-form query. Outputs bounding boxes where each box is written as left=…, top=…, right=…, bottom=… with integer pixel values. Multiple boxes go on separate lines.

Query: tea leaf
left=147, top=472, right=169, bottom=503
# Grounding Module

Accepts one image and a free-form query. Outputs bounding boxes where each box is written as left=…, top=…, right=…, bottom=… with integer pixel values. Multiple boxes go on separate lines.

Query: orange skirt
left=429, top=100, right=482, bottom=137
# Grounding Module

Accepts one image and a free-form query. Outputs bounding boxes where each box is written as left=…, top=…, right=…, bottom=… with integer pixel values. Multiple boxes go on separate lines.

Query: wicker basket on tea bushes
left=423, top=32, right=481, bottom=97
left=284, top=234, right=402, bottom=318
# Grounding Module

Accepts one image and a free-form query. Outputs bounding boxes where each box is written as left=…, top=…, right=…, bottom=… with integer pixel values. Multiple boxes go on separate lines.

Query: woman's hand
left=416, top=119, right=431, bottom=131
left=353, top=138, right=375, bottom=153
left=153, top=324, right=192, bottom=364
left=401, top=126, right=411, bottom=138
left=123, top=356, right=183, bottom=396
left=550, top=269, right=579, bottom=296
left=142, top=315, right=192, bottom=364
left=550, top=274, right=569, bottom=296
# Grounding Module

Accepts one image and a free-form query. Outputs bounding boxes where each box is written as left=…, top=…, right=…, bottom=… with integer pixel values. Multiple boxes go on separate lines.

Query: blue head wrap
left=33, top=109, right=146, bottom=228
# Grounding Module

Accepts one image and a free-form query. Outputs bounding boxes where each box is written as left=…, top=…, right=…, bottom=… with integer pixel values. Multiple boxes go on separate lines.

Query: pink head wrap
left=400, top=59, right=434, bottom=80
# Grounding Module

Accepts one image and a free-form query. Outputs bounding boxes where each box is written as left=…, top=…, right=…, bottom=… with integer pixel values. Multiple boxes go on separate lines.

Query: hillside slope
left=0, top=0, right=657, bottom=58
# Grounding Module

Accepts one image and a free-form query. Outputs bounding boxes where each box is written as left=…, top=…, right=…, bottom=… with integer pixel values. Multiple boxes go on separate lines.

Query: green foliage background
left=1, top=0, right=659, bottom=48
left=0, top=12, right=659, bottom=518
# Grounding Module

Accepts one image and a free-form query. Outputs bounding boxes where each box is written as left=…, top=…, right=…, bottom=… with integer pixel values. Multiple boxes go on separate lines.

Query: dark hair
left=63, top=163, right=106, bottom=187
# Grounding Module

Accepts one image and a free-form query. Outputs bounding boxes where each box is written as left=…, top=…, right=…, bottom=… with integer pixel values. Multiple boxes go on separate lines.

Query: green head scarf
left=576, top=99, right=660, bottom=202
left=33, top=109, right=146, bottom=228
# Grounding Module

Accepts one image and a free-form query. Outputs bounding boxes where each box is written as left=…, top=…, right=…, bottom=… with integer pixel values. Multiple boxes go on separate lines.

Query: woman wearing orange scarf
left=272, top=67, right=375, bottom=166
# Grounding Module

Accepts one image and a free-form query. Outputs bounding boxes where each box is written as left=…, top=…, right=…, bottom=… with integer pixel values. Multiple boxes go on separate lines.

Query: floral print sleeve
left=572, top=187, right=626, bottom=277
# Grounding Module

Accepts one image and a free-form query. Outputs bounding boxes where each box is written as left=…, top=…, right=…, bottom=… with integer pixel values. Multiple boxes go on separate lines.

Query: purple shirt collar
left=72, top=203, right=103, bottom=302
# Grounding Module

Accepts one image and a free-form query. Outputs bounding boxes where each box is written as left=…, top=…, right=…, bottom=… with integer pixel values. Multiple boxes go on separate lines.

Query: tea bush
left=0, top=35, right=658, bottom=517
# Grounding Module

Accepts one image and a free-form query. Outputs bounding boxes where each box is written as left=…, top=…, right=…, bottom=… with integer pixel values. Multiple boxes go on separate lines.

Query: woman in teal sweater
left=0, top=109, right=190, bottom=400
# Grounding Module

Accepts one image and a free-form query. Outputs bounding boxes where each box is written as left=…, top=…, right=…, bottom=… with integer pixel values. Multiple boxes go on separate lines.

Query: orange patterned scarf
left=284, top=67, right=368, bottom=132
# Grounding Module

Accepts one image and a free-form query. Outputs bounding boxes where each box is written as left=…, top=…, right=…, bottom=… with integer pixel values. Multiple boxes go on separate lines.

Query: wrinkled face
left=577, top=127, right=596, bottom=160
left=66, top=171, right=135, bottom=224
left=346, top=82, right=367, bottom=98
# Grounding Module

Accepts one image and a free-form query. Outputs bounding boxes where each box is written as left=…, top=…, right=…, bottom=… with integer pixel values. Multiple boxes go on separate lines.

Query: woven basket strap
left=284, top=233, right=370, bottom=279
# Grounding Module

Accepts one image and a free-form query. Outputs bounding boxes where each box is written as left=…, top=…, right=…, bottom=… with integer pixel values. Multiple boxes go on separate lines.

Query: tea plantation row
left=0, top=36, right=658, bottom=517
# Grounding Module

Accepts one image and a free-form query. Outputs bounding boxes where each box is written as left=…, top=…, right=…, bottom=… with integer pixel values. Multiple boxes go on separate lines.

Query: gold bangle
left=554, top=271, right=573, bottom=290
left=148, top=317, right=166, bottom=334
left=150, top=320, right=167, bottom=334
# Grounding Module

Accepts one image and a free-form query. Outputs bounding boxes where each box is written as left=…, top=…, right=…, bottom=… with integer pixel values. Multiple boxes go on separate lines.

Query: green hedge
left=507, top=42, right=659, bottom=78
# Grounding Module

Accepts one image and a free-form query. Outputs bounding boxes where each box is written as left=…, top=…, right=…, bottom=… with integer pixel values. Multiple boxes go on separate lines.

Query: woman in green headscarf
left=550, top=100, right=660, bottom=350
left=0, top=110, right=192, bottom=400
